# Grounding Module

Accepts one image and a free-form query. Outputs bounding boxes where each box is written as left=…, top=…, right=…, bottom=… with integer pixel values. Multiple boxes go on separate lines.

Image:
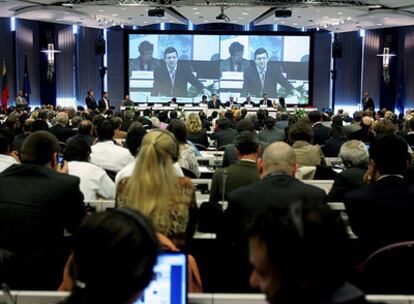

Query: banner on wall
left=1, top=60, right=9, bottom=111
left=23, top=53, right=31, bottom=104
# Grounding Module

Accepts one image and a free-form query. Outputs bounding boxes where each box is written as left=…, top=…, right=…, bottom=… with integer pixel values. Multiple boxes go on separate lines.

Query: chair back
left=361, top=241, right=414, bottom=294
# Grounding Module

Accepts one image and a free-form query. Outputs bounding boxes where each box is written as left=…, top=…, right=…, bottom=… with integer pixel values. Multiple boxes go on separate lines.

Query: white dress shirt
left=0, top=155, right=19, bottom=173
left=115, top=160, right=184, bottom=188
left=68, top=161, right=115, bottom=201
left=90, top=141, right=134, bottom=172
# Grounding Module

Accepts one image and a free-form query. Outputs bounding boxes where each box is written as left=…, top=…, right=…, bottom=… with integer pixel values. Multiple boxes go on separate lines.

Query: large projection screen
left=128, top=33, right=311, bottom=105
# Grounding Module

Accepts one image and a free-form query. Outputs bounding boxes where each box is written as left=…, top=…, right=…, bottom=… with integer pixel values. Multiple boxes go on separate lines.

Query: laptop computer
left=135, top=252, right=187, bottom=304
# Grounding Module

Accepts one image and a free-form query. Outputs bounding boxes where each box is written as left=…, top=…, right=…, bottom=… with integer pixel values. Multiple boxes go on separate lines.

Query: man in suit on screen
left=152, top=47, right=210, bottom=97
left=241, top=48, right=295, bottom=98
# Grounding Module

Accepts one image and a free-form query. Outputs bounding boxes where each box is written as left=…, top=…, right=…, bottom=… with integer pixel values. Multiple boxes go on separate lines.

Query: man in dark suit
left=0, top=131, right=85, bottom=289
left=152, top=47, right=209, bottom=97
left=308, top=110, right=331, bottom=146
left=49, top=112, right=76, bottom=143
left=210, top=118, right=237, bottom=148
left=241, top=96, right=254, bottom=107
left=362, top=91, right=375, bottom=111
left=208, top=94, right=223, bottom=109
left=219, top=141, right=326, bottom=291
left=222, top=141, right=326, bottom=243
left=344, top=135, right=414, bottom=250
left=209, top=131, right=260, bottom=203
left=66, top=120, right=96, bottom=147
left=129, top=40, right=160, bottom=73
left=257, top=93, right=273, bottom=107
left=241, top=48, right=295, bottom=98
left=220, top=41, right=251, bottom=73
left=85, top=90, right=97, bottom=111
left=98, top=91, right=110, bottom=113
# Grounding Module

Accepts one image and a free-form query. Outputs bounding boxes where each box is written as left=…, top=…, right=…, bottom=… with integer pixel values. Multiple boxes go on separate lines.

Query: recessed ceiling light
left=337, top=12, right=343, bottom=15
left=242, top=12, right=248, bottom=15
left=377, top=23, right=383, bottom=26
left=193, top=7, right=197, bottom=10
left=56, top=18, right=62, bottom=21
left=112, top=13, right=119, bottom=17
left=323, top=16, right=329, bottom=19
left=144, top=21, right=148, bottom=23
left=292, top=23, right=298, bottom=26
left=238, top=16, right=244, bottom=19
left=121, top=7, right=126, bottom=10
left=99, top=9, right=104, bottom=12
left=281, top=21, right=285, bottom=24
left=195, top=11, right=200, bottom=14
left=346, top=16, right=352, bottom=21
left=204, top=20, right=209, bottom=22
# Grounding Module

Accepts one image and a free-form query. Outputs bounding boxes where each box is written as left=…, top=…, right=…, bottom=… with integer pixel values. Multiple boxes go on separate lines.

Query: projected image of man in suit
left=241, top=48, right=296, bottom=99
left=152, top=47, right=210, bottom=97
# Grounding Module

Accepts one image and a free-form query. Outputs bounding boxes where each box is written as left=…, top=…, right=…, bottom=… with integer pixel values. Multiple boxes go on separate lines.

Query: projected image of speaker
left=95, top=36, right=106, bottom=56
left=332, top=40, right=343, bottom=59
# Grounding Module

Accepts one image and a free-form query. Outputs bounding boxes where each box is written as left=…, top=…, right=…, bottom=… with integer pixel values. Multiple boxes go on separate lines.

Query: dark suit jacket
left=49, top=125, right=76, bottom=143
left=321, top=136, right=348, bottom=157
left=98, top=98, right=110, bottom=112
left=85, top=96, right=97, bottom=110
left=344, top=176, right=414, bottom=248
left=349, top=127, right=375, bottom=144
left=221, top=173, right=327, bottom=244
left=152, top=62, right=204, bottom=97
left=209, top=160, right=260, bottom=203
left=187, top=129, right=209, bottom=148
left=328, top=166, right=367, bottom=202
left=312, top=123, right=331, bottom=146
left=405, top=133, right=414, bottom=147
left=0, top=164, right=85, bottom=289
left=207, top=99, right=223, bottom=109
left=258, top=128, right=285, bottom=144
left=66, top=133, right=96, bottom=147
left=241, top=62, right=294, bottom=98
left=362, top=97, right=375, bottom=110
left=257, top=99, right=273, bottom=107
left=210, top=128, right=237, bottom=149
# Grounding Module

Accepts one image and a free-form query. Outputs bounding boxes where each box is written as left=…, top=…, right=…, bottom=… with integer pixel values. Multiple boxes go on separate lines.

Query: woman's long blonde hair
left=185, top=113, right=202, bottom=133
left=122, top=130, right=179, bottom=234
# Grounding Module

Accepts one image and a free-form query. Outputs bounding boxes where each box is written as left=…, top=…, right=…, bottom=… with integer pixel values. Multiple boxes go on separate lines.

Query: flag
left=23, top=53, right=31, bottom=104
left=1, top=60, right=9, bottom=112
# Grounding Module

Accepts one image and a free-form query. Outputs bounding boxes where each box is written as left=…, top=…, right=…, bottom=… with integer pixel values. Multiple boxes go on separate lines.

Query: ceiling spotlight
left=216, top=6, right=230, bottom=23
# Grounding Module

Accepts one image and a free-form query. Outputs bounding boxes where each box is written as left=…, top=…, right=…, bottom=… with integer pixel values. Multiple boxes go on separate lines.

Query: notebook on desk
left=135, top=252, right=187, bottom=304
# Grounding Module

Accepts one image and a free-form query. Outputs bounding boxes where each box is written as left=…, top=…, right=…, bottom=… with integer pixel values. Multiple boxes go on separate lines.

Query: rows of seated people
left=0, top=103, right=413, bottom=303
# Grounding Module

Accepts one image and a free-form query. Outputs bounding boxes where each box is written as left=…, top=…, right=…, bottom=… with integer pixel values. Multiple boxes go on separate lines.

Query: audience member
left=90, top=120, right=134, bottom=172
left=0, top=128, right=19, bottom=172
left=322, top=116, right=348, bottom=157
left=373, top=118, right=396, bottom=139
left=167, top=119, right=200, bottom=177
left=209, top=131, right=260, bottom=204
left=64, top=139, right=115, bottom=201
left=49, top=112, right=76, bottom=142
left=13, top=118, right=34, bottom=152
left=62, top=209, right=158, bottom=304
left=115, top=123, right=184, bottom=187
left=258, top=116, right=284, bottom=144
left=349, top=116, right=375, bottom=143
left=66, top=120, right=96, bottom=147
left=247, top=204, right=368, bottom=304
left=405, top=118, right=414, bottom=146
left=117, top=130, right=197, bottom=249
left=111, top=116, right=127, bottom=139
left=186, top=113, right=209, bottom=148
left=328, top=140, right=369, bottom=202
left=0, top=131, right=85, bottom=289
left=210, top=118, right=237, bottom=149
left=289, top=121, right=325, bottom=167
left=345, top=135, right=414, bottom=249
left=308, top=111, right=330, bottom=145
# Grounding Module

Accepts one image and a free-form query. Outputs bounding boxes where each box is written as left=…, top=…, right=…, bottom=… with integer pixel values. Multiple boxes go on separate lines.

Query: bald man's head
left=261, top=142, right=297, bottom=177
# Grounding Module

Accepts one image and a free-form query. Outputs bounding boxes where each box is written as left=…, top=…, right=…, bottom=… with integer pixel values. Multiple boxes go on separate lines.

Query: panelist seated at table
left=224, top=96, right=238, bottom=108
left=208, top=94, right=223, bottom=109
left=257, top=93, right=274, bottom=108
left=241, top=96, right=255, bottom=107
left=194, top=95, right=208, bottom=106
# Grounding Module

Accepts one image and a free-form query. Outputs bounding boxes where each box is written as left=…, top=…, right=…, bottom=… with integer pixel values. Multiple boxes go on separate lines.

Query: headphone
left=149, top=129, right=180, bottom=163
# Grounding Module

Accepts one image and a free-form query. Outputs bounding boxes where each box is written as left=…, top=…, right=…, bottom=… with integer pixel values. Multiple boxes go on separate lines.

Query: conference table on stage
left=120, top=104, right=317, bottom=117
